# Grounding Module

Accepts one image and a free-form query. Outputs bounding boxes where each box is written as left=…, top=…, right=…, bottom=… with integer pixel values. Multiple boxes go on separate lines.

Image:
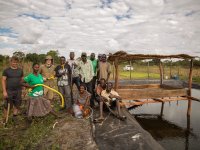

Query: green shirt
left=24, top=73, right=44, bottom=97
left=91, top=59, right=98, bottom=76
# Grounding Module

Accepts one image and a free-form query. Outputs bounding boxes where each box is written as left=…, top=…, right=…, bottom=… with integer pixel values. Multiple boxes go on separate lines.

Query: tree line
left=0, top=50, right=60, bottom=64
left=0, top=50, right=200, bottom=67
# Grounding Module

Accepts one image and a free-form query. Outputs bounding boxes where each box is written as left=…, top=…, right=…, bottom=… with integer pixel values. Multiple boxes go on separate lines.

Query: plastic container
left=73, top=104, right=83, bottom=119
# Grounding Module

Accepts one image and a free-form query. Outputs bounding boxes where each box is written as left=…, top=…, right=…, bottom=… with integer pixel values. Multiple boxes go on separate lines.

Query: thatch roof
left=108, top=51, right=195, bottom=61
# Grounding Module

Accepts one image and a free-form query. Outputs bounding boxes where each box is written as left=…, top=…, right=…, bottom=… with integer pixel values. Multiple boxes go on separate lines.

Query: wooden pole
left=112, top=61, right=115, bottom=80
left=170, top=60, right=172, bottom=78
left=187, top=59, right=193, bottom=116
left=147, top=61, right=150, bottom=80
left=159, top=59, right=164, bottom=85
left=160, top=102, right=164, bottom=117
left=129, top=61, right=131, bottom=80
left=114, top=58, right=119, bottom=91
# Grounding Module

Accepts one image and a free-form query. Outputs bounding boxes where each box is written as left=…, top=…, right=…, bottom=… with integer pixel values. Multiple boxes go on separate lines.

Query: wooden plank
left=160, top=84, right=183, bottom=89
left=118, top=84, right=161, bottom=89
left=123, top=97, right=188, bottom=106
left=118, top=88, right=188, bottom=100
left=187, top=96, right=200, bottom=102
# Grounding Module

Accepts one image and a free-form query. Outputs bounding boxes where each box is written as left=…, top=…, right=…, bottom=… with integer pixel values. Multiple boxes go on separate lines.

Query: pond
left=130, top=89, right=200, bottom=150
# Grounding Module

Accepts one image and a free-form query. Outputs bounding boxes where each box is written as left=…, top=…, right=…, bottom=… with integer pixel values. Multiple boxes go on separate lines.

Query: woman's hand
left=3, top=91, right=8, bottom=99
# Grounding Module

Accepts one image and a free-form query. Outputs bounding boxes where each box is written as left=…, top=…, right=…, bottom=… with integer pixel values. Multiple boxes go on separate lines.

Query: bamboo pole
left=187, top=59, right=193, bottom=116
left=159, top=59, right=164, bottom=85
left=114, top=58, right=119, bottom=91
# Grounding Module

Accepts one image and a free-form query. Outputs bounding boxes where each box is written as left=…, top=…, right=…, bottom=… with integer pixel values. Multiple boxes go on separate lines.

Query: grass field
left=110, top=64, right=200, bottom=83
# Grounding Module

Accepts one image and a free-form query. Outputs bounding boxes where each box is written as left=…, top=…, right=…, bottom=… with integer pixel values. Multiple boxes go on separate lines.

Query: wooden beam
left=187, top=59, right=193, bottom=116
left=118, top=88, right=188, bottom=100
left=123, top=97, right=188, bottom=106
left=187, top=96, right=200, bottom=102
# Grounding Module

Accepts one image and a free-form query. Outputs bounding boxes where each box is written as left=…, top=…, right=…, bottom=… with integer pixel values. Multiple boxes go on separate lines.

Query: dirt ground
left=37, top=116, right=98, bottom=150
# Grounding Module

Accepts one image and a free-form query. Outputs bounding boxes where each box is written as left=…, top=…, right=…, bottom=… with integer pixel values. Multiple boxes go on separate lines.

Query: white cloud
left=0, top=0, right=200, bottom=57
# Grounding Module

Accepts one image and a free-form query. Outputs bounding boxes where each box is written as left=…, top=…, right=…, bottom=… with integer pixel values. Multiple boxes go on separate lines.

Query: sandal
left=94, top=118, right=104, bottom=123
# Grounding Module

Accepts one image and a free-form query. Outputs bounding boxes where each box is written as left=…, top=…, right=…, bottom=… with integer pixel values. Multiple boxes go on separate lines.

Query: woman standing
left=23, top=63, right=58, bottom=118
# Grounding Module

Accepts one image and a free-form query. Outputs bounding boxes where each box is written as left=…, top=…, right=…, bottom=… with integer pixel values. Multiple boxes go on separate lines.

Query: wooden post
left=170, top=60, right=172, bottom=78
left=114, top=58, right=119, bottom=91
left=160, top=102, right=164, bottom=117
left=147, top=61, right=150, bottom=80
left=112, top=61, right=115, bottom=80
left=187, top=59, right=193, bottom=116
left=129, top=61, right=132, bottom=80
left=185, top=115, right=190, bottom=150
left=159, top=59, right=164, bottom=85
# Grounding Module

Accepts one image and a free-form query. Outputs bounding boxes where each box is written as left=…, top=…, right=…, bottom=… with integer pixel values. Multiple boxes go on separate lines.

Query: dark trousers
left=72, top=76, right=80, bottom=90
left=58, top=85, right=72, bottom=109
left=91, top=76, right=97, bottom=104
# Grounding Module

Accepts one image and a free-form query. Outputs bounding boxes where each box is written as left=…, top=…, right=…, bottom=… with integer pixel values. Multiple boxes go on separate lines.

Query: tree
left=13, top=51, right=25, bottom=62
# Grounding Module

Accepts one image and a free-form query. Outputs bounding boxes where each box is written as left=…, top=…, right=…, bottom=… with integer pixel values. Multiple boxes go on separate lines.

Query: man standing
left=98, top=54, right=111, bottom=82
left=78, top=52, right=94, bottom=107
left=39, top=55, right=55, bottom=101
left=90, top=53, right=98, bottom=106
left=67, top=52, right=80, bottom=90
left=2, top=56, right=24, bottom=123
left=55, top=56, right=72, bottom=112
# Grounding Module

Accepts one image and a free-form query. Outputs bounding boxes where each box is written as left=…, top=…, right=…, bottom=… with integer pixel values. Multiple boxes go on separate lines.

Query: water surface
left=130, top=89, right=200, bottom=150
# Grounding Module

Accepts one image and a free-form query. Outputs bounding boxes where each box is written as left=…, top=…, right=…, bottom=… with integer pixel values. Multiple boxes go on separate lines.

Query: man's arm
left=2, top=76, right=8, bottom=99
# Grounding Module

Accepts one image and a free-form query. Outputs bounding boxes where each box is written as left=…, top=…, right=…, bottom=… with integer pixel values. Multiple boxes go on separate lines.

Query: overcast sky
left=0, top=0, right=200, bottom=58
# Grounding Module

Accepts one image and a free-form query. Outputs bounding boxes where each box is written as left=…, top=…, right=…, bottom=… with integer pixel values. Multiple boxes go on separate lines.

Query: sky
left=0, top=0, right=200, bottom=58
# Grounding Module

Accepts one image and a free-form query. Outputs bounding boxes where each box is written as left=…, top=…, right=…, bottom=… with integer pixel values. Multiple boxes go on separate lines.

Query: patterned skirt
left=27, top=97, right=52, bottom=117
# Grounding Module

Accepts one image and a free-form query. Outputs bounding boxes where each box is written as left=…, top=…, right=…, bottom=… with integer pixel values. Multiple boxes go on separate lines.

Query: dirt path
left=37, top=116, right=98, bottom=150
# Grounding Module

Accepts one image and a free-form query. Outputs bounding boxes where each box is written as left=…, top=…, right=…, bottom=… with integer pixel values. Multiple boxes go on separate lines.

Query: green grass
left=120, top=71, right=160, bottom=79
left=0, top=98, right=62, bottom=149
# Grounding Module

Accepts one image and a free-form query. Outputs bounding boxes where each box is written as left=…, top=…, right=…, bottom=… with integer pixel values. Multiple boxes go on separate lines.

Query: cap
left=45, top=55, right=53, bottom=60
left=81, top=52, right=87, bottom=57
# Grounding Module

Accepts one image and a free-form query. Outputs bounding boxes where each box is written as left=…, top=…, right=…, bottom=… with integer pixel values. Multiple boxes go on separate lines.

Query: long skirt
left=27, top=97, right=52, bottom=117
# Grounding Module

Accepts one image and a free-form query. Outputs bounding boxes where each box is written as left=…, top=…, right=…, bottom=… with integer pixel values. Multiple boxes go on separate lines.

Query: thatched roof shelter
left=108, top=51, right=195, bottom=62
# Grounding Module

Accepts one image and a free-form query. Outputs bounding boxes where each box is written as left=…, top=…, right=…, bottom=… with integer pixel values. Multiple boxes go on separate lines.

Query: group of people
left=1, top=51, right=125, bottom=124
